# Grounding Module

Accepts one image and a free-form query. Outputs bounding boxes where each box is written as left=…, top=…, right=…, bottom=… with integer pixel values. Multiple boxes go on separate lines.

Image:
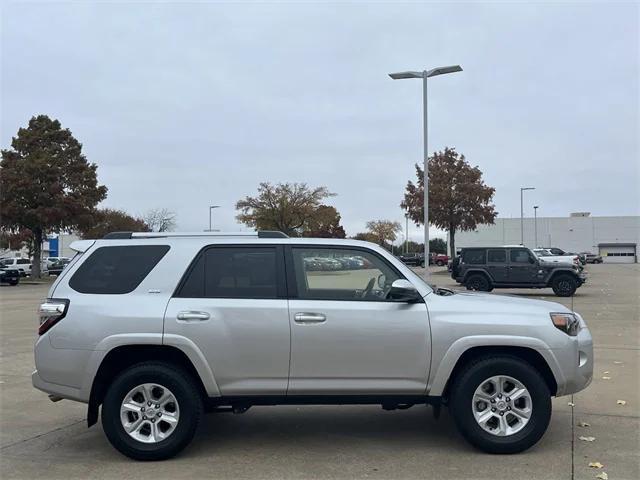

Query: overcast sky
left=2, top=1, right=638, bottom=242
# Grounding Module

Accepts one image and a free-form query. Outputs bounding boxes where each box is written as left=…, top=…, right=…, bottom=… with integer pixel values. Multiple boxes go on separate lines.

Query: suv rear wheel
left=102, top=362, right=203, bottom=461
left=450, top=356, right=551, bottom=454
left=551, top=274, right=577, bottom=297
left=465, top=273, right=493, bottom=292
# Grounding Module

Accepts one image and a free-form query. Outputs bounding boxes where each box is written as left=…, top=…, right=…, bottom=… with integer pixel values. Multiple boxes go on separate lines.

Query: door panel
left=486, top=249, right=508, bottom=282
left=164, top=298, right=290, bottom=395
left=286, top=246, right=431, bottom=395
left=164, top=245, right=290, bottom=395
left=287, top=299, right=430, bottom=394
left=508, top=248, right=538, bottom=283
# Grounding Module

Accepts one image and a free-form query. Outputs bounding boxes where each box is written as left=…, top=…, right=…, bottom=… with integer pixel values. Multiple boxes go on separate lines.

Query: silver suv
left=33, top=231, right=593, bottom=460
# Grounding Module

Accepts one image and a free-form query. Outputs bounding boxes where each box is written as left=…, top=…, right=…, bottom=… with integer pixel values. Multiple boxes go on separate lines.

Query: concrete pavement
left=1, top=264, right=638, bottom=479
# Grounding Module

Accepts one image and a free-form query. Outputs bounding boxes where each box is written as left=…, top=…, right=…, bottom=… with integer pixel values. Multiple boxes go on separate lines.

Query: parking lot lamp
left=208, top=205, right=220, bottom=231
left=520, top=187, right=535, bottom=245
left=389, top=65, right=463, bottom=278
left=533, top=205, right=539, bottom=247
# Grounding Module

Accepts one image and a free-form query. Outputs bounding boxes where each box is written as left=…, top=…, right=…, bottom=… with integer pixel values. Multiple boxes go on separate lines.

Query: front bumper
left=551, top=325, right=593, bottom=396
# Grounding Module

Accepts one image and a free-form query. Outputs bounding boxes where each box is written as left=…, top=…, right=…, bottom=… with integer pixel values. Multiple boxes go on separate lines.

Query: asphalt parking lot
left=1, top=264, right=638, bottom=479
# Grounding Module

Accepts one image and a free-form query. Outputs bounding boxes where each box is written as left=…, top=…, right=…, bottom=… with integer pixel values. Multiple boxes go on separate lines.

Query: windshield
left=534, top=250, right=551, bottom=257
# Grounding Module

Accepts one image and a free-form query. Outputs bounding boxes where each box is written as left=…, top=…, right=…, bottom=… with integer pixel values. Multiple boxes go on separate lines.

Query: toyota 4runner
left=33, top=231, right=593, bottom=460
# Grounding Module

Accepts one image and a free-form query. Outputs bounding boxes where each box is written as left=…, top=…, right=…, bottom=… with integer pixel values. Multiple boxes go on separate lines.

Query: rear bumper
left=32, top=370, right=87, bottom=403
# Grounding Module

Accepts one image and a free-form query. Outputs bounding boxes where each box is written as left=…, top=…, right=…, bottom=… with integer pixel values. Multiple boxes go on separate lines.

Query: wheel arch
left=429, top=341, right=560, bottom=399
left=463, top=269, right=493, bottom=285
left=87, top=343, right=217, bottom=427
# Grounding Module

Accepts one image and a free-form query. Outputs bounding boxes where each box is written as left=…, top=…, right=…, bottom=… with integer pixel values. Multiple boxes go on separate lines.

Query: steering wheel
left=360, top=278, right=375, bottom=299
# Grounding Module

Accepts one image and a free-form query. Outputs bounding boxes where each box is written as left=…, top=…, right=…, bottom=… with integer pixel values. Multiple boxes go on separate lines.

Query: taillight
left=38, top=298, right=69, bottom=335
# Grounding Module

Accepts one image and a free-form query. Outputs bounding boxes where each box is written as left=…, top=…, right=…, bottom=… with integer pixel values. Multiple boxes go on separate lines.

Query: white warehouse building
left=452, top=213, right=640, bottom=264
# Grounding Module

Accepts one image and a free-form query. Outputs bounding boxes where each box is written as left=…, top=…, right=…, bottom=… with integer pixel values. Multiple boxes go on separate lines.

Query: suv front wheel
left=450, top=356, right=551, bottom=454
left=551, top=274, right=578, bottom=297
left=102, top=362, right=203, bottom=461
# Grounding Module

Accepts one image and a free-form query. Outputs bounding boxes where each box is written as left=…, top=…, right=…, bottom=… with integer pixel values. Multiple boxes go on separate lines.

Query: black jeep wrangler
left=451, top=246, right=586, bottom=297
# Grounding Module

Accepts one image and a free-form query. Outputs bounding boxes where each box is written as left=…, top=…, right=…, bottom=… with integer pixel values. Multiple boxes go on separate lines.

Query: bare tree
left=143, top=208, right=176, bottom=232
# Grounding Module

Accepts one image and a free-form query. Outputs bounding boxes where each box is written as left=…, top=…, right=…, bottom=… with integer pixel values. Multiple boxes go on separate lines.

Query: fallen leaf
left=579, top=436, right=596, bottom=442
left=568, top=402, right=575, bottom=407
left=602, top=376, right=611, bottom=380
left=589, top=462, right=604, bottom=469
left=617, top=400, right=627, bottom=405
left=596, top=472, right=609, bottom=480
left=578, top=421, right=591, bottom=427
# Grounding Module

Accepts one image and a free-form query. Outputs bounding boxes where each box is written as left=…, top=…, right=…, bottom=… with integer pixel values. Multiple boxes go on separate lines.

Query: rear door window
left=176, top=246, right=283, bottom=299
left=69, top=245, right=170, bottom=294
left=487, top=249, right=507, bottom=263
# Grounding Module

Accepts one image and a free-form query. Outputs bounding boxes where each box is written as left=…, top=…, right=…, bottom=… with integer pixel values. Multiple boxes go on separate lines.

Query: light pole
left=520, top=187, right=535, bottom=245
left=389, top=65, right=462, bottom=278
left=533, top=205, right=539, bottom=248
left=208, top=205, right=220, bottom=231
left=404, top=213, right=409, bottom=254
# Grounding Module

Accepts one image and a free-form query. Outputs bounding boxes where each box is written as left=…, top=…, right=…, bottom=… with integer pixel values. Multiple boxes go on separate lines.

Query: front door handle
left=177, top=311, right=210, bottom=322
left=294, top=312, right=326, bottom=324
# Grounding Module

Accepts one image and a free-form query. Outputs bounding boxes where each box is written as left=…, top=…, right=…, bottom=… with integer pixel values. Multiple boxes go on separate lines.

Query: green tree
left=236, top=182, right=335, bottom=236
left=401, top=147, right=497, bottom=257
left=302, top=205, right=346, bottom=238
left=365, top=220, right=402, bottom=247
left=78, top=209, right=149, bottom=239
left=429, top=238, right=447, bottom=254
left=0, top=115, right=107, bottom=277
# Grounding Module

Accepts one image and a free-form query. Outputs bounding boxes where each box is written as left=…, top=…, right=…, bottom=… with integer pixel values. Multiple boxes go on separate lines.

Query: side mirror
left=388, top=279, right=422, bottom=303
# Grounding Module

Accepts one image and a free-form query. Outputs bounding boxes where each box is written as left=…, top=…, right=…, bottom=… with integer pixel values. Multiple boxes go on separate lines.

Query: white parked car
left=0, top=257, right=32, bottom=276
left=532, top=249, right=580, bottom=268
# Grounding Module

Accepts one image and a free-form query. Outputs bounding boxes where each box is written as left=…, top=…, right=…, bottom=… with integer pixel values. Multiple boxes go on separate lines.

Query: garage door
left=599, top=245, right=637, bottom=264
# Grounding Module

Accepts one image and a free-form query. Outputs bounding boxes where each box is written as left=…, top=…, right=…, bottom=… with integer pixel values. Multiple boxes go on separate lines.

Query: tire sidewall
left=451, top=357, right=551, bottom=454
left=102, top=363, right=202, bottom=461
left=466, top=274, right=490, bottom=292
left=552, top=274, right=577, bottom=297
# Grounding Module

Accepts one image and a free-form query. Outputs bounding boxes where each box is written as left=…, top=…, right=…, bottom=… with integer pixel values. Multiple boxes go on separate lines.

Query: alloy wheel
left=472, top=375, right=532, bottom=436
left=120, top=383, right=180, bottom=443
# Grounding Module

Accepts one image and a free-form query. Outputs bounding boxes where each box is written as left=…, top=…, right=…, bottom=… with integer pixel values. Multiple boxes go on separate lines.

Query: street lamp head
left=389, top=65, right=463, bottom=80
left=389, top=71, right=423, bottom=80
left=534, top=205, right=539, bottom=209
left=426, top=65, right=463, bottom=78
left=521, top=187, right=536, bottom=191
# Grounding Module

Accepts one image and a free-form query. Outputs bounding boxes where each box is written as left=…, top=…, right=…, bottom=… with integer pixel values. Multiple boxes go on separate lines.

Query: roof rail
left=102, top=230, right=289, bottom=239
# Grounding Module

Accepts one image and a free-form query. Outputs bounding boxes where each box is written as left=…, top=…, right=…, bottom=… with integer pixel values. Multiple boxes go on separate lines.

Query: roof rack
left=102, top=230, right=289, bottom=239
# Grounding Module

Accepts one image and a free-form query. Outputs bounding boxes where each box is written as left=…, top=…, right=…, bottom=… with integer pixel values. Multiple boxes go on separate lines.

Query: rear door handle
left=294, top=312, right=327, bottom=324
left=177, top=311, right=210, bottom=322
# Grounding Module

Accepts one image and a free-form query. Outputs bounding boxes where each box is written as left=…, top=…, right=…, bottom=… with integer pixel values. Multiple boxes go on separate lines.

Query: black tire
left=9, top=279, right=19, bottom=286
left=465, top=273, right=492, bottom=292
left=450, top=355, right=551, bottom=454
left=102, top=362, right=203, bottom=461
left=551, top=274, right=577, bottom=297
left=436, top=260, right=444, bottom=267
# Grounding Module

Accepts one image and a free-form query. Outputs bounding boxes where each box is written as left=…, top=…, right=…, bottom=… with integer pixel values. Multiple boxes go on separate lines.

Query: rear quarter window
left=462, top=249, right=486, bottom=265
left=69, top=245, right=170, bottom=294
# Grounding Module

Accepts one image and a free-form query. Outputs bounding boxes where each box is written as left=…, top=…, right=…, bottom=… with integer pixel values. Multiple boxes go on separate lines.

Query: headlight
left=550, top=312, right=580, bottom=336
